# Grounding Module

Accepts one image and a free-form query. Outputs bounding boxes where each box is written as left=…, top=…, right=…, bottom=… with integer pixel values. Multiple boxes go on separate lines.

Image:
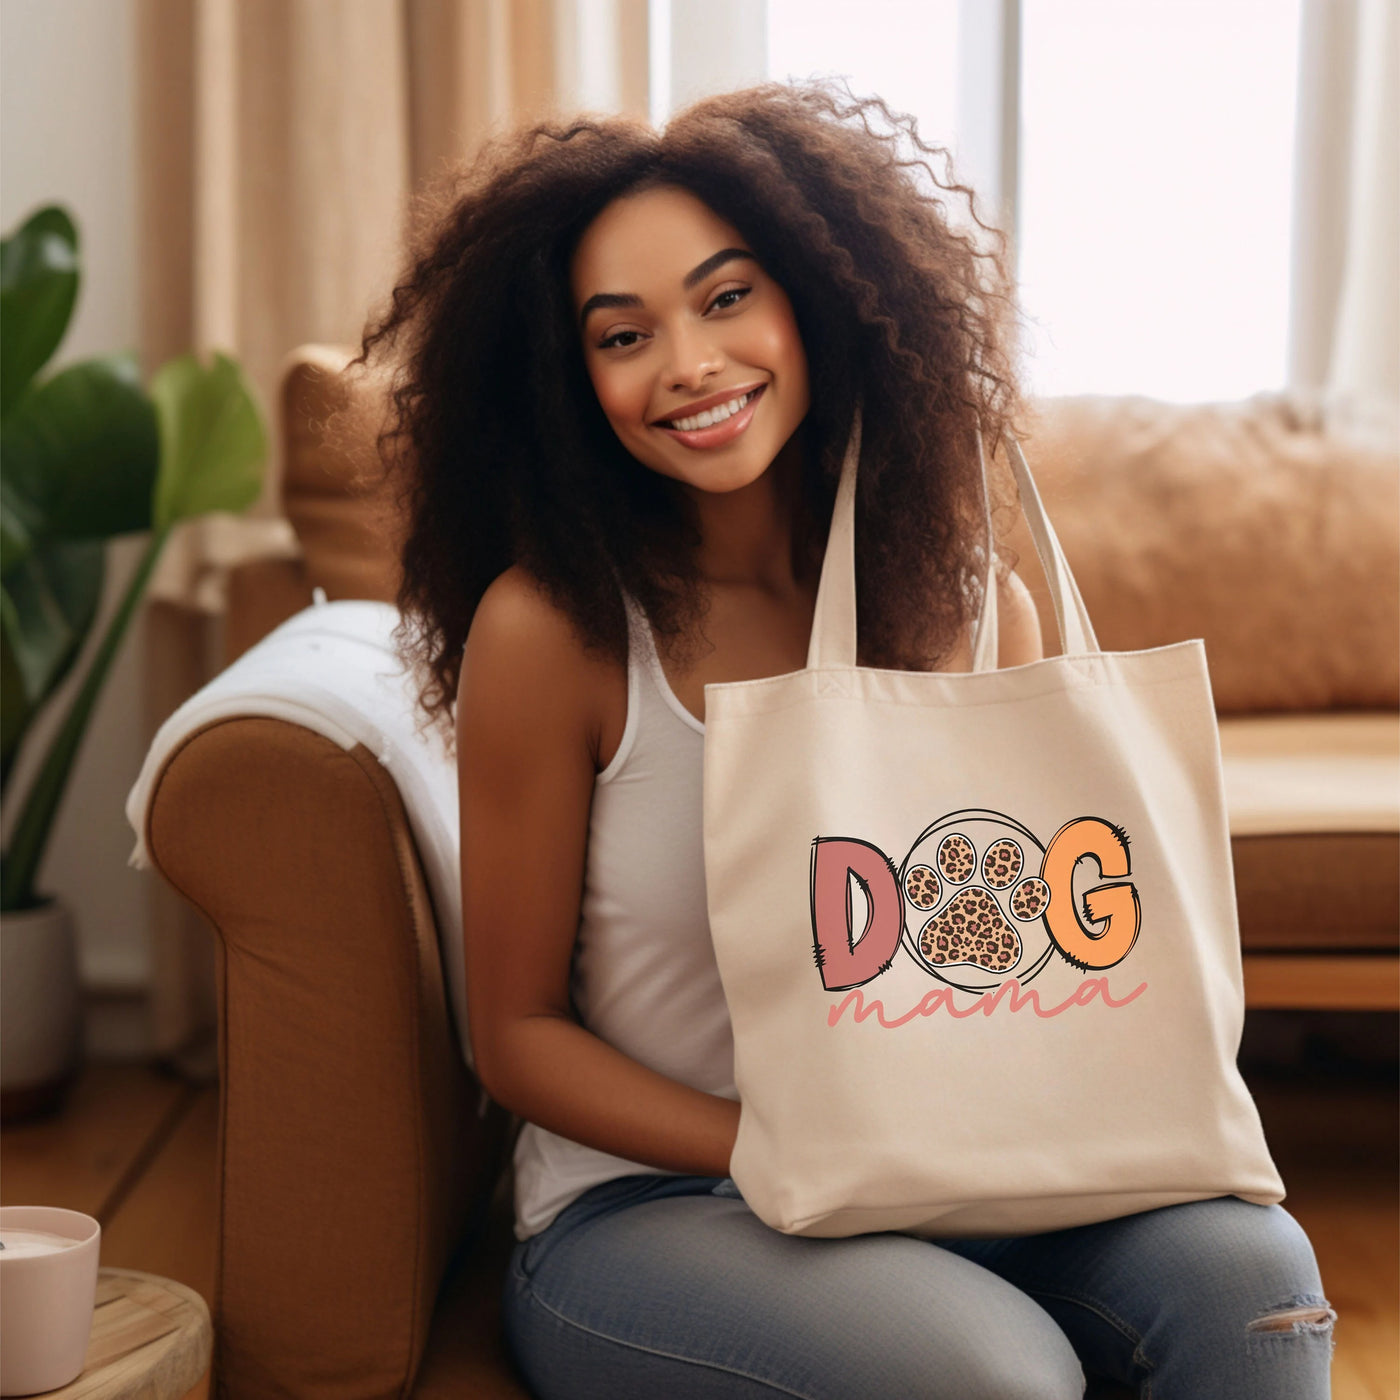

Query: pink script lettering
left=827, top=976, right=1148, bottom=1029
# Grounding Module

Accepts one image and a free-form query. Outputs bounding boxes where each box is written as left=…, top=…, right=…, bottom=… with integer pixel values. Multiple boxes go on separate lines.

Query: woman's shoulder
left=471, top=564, right=577, bottom=648
left=936, top=560, right=1043, bottom=672
left=461, top=565, right=620, bottom=769
left=465, top=564, right=597, bottom=698
left=995, top=561, right=1045, bottom=667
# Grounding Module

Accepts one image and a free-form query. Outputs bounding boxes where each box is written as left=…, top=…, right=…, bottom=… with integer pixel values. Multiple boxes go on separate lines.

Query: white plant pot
left=1, top=898, right=82, bottom=1117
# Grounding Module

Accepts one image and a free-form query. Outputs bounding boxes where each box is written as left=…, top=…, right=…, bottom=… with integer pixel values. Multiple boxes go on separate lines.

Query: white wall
left=2, top=0, right=153, bottom=1048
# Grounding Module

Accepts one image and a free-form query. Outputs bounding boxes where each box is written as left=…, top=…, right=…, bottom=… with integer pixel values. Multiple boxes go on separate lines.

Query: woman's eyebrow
left=578, top=248, right=757, bottom=328
left=578, top=291, right=642, bottom=326
left=682, top=247, right=756, bottom=289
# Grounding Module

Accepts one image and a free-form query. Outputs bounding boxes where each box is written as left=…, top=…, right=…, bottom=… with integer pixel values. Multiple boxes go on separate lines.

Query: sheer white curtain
left=1288, top=0, right=1399, bottom=450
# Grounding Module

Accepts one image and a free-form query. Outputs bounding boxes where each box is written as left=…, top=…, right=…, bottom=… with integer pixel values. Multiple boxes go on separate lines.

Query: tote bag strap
left=967, top=430, right=1000, bottom=672
left=807, top=406, right=1100, bottom=670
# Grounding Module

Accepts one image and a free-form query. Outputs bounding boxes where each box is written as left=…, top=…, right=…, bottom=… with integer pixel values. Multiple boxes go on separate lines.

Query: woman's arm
left=457, top=567, right=739, bottom=1178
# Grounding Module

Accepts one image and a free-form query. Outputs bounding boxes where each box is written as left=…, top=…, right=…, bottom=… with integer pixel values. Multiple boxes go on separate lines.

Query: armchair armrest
left=144, top=715, right=507, bottom=1398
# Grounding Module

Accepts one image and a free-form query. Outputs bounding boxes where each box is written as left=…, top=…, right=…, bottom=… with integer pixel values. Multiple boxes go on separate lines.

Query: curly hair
left=347, top=78, right=1030, bottom=746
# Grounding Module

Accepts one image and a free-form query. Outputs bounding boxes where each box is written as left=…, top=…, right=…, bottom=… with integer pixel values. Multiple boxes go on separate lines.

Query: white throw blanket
left=125, top=595, right=474, bottom=1074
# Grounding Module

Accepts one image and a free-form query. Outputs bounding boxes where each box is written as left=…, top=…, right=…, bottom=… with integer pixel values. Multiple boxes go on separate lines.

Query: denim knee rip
left=1243, top=1292, right=1339, bottom=1375
left=1244, top=1294, right=1337, bottom=1335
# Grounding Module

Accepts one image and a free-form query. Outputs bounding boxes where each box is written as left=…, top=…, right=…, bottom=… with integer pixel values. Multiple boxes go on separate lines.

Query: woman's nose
left=664, top=320, right=725, bottom=391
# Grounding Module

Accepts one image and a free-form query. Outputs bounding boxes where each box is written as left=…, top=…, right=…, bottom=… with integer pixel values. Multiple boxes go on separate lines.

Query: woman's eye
left=708, top=287, right=750, bottom=313
left=599, top=329, right=644, bottom=350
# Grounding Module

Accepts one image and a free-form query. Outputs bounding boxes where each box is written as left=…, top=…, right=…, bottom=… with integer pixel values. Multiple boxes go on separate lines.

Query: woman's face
left=570, top=184, right=810, bottom=495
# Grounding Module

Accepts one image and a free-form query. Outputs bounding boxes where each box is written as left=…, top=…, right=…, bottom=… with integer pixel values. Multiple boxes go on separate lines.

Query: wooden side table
left=45, top=1268, right=211, bottom=1400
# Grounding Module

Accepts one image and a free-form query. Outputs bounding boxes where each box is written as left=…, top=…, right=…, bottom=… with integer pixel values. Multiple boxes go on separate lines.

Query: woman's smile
left=653, top=384, right=766, bottom=448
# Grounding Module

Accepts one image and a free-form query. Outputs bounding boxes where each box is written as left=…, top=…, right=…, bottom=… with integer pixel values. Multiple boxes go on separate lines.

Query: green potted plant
left=1, top=203, right=267, bottom=1116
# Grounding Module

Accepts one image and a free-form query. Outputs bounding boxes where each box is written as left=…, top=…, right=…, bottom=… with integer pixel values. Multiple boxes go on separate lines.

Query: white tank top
left=511, top=589, right=738, bottom=1241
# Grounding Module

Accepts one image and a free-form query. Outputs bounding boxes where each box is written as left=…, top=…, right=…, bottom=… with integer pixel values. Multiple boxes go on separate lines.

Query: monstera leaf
left=0, top=201, right=269, bottom=911
left=0, top=351, right=158, bottom=788
left=151, top=351, right=266, bottom=528
left=0, top=337, right=267, bottom=911
left=1, top=206, right=79, bottom=419
left=2, top=352, right=158, bottom=553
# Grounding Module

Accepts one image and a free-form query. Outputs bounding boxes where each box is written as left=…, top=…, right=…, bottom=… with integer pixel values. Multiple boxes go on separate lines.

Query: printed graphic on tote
left=810, top=808, right=1142, bottom=997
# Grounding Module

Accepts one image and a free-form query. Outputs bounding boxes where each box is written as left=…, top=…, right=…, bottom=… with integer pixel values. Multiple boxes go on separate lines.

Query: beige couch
left=139, top=345, right=1398, bottom=1397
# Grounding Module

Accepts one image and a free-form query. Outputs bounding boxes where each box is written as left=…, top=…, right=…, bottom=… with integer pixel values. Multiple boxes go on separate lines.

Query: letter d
left=810, top=837, right=902, bottom=990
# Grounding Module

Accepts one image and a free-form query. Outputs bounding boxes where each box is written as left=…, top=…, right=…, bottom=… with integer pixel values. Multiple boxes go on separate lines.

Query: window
left=1018, top=0, right=1301, bottom=400
left=766, top=0, right=960, bottom=154
left=760, top=0, right=1302, bottom=401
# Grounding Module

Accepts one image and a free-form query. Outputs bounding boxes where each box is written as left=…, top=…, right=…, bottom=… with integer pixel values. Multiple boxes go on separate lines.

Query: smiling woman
left=350, top=79, right=1030, bottom=733
left=337, top=77, right=1332, bottom=1400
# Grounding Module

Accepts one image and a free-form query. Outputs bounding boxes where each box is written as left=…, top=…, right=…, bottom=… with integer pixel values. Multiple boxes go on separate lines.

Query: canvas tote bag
left=701, top=407, right=1286, bottom=1239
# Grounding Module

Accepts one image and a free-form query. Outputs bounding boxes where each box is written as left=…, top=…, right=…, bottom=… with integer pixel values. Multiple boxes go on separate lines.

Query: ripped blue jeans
left=503, top=1174, right=1335, bottom=1399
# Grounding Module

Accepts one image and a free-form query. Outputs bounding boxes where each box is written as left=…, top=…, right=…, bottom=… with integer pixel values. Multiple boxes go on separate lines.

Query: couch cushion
left=1219, top=713, right=1399, bottom=835
left=1220, top=713, right=1399, bottom=949
left=1013, top=394, right=1400, bottom=713
left=1234, top=833, right=1398, bottom=950
left=281, top=344, right=404, bottom=603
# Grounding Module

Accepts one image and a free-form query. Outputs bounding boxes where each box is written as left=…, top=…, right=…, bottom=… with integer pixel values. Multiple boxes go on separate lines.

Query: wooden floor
left=2, top=1066, right=216, bottom=1400
left=3, top=1057, right=1396, bottom=1399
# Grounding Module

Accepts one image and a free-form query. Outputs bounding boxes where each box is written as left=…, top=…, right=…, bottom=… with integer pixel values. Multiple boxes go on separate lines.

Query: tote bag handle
left=806, top=405, right=1101, bottom=671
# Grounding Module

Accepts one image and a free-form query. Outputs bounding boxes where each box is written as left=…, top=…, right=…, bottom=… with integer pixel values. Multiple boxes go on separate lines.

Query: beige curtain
left=1288, top=0, right=1400, bottom=453
left=135, top=0, right=649, bottom=1071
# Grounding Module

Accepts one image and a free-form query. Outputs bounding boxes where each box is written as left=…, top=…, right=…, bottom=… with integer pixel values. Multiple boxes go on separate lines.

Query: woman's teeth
left=664, top=389, right=757, bottom=432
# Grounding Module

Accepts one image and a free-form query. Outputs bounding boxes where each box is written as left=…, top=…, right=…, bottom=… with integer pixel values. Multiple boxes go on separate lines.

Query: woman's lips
left=654, top=385, right=765, bottom=449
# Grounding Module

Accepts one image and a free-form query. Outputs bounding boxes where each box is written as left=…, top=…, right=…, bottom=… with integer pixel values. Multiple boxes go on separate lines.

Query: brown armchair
left=144, top=345, right=530, bottom=1397
left=138, top=345, right=1397, bottom=1397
